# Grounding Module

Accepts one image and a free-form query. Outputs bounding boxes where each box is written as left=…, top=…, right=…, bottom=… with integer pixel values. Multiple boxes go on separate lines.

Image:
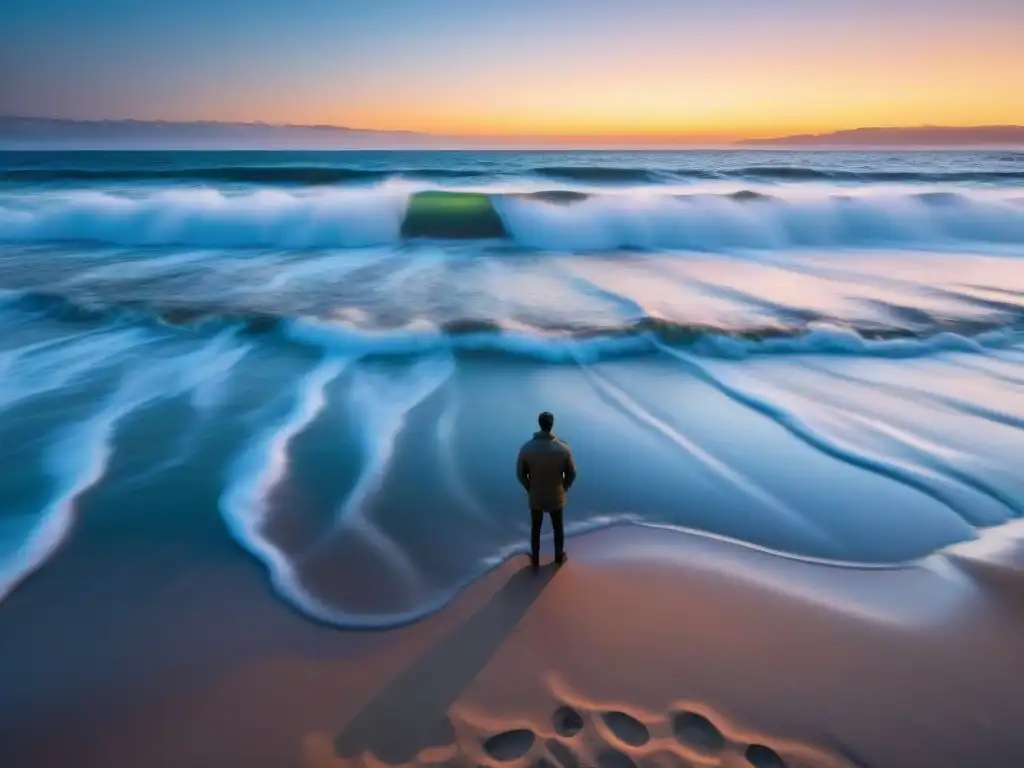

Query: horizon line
left=5, top=115, right=1024, bottom=142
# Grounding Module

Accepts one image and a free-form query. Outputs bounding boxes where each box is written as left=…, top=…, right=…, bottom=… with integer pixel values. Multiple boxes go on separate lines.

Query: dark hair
left=538, top=411, right=554, bottom=432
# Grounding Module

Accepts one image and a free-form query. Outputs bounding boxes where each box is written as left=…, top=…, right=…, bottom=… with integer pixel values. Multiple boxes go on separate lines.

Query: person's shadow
left=334, top=562, right=558, bottom=764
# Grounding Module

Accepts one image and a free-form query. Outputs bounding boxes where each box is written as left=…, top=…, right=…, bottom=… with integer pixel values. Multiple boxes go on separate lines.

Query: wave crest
left=4, top=287, right=1019, bottom=362
left=3, top=187, right=1024, bottom=251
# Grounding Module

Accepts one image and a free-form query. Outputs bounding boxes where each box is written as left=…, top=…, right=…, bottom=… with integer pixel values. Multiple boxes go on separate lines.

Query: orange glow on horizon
left=167, top=10, right=1023, bottom=145
left=206, top=77, right=1024, bottom=143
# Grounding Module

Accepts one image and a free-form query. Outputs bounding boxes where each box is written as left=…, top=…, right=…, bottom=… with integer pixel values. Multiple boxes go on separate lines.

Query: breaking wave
left=3, top=286, right=1019, bottom=363
left=3, top=187, right=1024, bottom=251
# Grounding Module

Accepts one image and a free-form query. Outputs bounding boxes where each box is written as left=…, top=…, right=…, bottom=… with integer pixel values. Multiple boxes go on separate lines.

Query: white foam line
left=481, top=513, right=647, bottom=567
left=435, top=387, right=502, bottom=532
left=952, top=356, right=1024, bottom=387
left=117, top=332, right=253, bottom=491
left=250, top=509, right=977, bottom=630
left=1, top=397, right=145, bottom=599
left=840, top=408, right=1020, bottom=519
left=187, top=334, right=252, bottom=415
left=766, top=360, right=1023, bottom=519
left=0, top=187, right=410, bottom=248
left=552, top=265, right=649, bottom=322
left=690, top=324, right=1021, bottom=360
left=286, top=316, right=651, bottom=363
left=799, top=358, right=1024, bottom=433
left=0, top=393, right=139, bottom=602
left=325, top=356, right=456, bottom=594
left=0, top=331, right=256, bottom=603
left=0, top=327, right=154, bottom=417
left=262, top=248, right=391, bottom=292
left=218, top=356, right=352, bottom=616
left=336, top=357, right=456, bottom=531
left=656, top=342, right=995, bottom=530
left=574, top=354, right=842, bottom=557
left=0, top=327, right=105, bottom=378
left=64, top=248, right=216, bottom=284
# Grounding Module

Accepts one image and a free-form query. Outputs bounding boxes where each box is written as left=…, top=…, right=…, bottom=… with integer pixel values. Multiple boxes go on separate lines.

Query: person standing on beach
left=517, top=411, right=577, bottom=570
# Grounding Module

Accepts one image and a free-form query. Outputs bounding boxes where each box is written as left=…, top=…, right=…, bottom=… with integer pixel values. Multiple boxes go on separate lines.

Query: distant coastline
left=736, top=125, right=1024, bottom=148
left=2, top=116, right=1024, bottom=149
left=0, top=115, right=439, bottom=150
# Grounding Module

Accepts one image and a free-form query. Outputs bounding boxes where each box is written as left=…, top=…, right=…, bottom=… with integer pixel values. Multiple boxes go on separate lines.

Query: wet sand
left=2, top=521, right=1023, bottom=768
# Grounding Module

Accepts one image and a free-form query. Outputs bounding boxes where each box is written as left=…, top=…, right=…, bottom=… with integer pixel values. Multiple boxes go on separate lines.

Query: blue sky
left=2, top=0, right=1022, bottom=138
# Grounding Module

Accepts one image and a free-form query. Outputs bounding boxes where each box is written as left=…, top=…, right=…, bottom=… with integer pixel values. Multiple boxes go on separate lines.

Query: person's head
left=538, top=411, right=554, bottom=433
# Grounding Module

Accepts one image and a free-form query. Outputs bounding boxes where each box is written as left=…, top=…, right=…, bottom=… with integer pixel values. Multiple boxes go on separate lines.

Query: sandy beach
left=2, top=519, right=1022, bottom=768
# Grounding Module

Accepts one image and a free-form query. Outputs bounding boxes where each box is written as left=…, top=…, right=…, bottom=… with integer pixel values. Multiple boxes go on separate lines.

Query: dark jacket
left=517, top=431, right=577, bottom=510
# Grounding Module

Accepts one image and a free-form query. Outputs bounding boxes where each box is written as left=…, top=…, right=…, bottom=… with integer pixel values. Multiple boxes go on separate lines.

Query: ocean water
left=0, top=149, right=1022, bottom=626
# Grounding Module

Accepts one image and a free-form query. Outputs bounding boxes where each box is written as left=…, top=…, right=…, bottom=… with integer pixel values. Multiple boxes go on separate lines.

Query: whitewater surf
left=0, top=148, right=1022, bottom=627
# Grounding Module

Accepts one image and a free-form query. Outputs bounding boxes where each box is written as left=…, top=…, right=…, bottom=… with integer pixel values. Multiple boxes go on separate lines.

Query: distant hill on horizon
left=0, top=115, right=443, bottom=149
left=738, top=126, right=1024, bottom=148
left=4, top=116, right=1024, bottom=150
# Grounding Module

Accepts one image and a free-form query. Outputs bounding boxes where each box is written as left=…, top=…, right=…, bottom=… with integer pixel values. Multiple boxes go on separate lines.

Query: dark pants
left=530, top=508, right=564, bottom=561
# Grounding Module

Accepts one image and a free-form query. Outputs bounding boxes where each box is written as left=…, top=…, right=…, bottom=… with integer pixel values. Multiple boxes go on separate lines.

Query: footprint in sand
left=480, top=705, right=794, bottom=768
left=600, top=711, right=650, bottom=747
left=746, top=743, right=786, bottom=768
left=482, top=729, right=535, bottom=762
left=552, top=705, right=584, bottom=737
left=672, top=711, right=725, bottom=754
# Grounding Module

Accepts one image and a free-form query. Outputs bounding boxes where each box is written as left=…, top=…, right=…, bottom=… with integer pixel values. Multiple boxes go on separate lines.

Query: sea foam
left=1, top=187, right=1023, bottom=252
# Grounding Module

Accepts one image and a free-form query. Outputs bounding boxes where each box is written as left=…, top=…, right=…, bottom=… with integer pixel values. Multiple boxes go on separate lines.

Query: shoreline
left=2, top=521, right=1022, bottom=767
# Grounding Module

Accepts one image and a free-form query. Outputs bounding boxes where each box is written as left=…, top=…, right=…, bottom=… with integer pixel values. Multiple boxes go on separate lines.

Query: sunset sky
left=2, top=0, right=1023, bottom=142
